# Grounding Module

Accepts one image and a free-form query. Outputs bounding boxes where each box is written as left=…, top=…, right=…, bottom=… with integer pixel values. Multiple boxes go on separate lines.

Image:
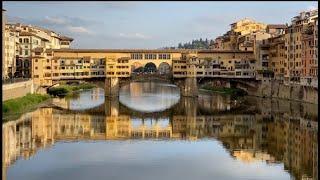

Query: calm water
left=2, top=82, right=318, bottom=180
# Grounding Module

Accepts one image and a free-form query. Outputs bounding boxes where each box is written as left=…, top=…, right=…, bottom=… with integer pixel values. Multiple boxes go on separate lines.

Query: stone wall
left=199, top=78, right=318, bottom=104
left=249, top=79, right=318, bottom=104
left=2, top=80, right=34, bottom=101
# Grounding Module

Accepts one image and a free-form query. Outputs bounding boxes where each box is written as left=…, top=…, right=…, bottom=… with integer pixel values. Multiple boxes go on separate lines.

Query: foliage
left=201, top=85, right=247, bottom=96
left=163, top=38, right=214, bottom=49
left=47, top=83, right=96, bottom=97
left=3, top=93, right=50, bottom=115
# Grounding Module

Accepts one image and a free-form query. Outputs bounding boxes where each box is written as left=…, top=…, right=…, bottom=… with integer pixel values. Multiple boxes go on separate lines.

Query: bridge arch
left=144, top=62, right=157, bottom=73
left=131, top=62, right=143, bottom=73
left=158, top=62, right=171, bottom=75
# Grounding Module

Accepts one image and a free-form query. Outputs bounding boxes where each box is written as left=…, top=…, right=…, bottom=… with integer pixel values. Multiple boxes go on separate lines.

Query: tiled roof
left=267, top=24, right=287, bottom=29
left=59, top=36, right=74, bottom=41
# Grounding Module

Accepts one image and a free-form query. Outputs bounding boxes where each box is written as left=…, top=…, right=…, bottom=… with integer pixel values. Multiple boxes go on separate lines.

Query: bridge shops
left=31, top=48, right=258, bottom=97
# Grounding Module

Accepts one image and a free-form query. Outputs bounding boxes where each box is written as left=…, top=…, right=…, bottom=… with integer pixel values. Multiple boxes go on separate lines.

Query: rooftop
left=267, top=24, right=287, bottom=29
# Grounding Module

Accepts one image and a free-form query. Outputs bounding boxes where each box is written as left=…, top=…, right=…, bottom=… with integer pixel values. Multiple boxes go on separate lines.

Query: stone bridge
left=53, top=75, right=260, bottom=98
left=105, top=74, right=259, bottom=98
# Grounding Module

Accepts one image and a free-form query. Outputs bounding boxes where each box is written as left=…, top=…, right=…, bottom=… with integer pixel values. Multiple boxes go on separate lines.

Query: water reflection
left=2, top=83, right=318, bottom=180
left=119, top=82, right=180, bottom=112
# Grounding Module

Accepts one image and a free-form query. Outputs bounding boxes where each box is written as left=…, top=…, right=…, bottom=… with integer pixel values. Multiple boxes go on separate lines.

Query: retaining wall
left=2, top=80, right=34, bottom=101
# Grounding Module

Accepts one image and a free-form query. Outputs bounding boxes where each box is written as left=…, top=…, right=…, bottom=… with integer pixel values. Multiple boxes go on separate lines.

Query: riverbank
left=3, top=93, right=51, bottom=121
left=48, top=83, right=96, bottom=97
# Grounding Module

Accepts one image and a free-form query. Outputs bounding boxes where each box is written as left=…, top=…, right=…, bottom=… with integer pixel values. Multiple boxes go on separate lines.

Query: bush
left=47, top=87, right=69, bottom=96
left=47, top=83, right=96, bottom=97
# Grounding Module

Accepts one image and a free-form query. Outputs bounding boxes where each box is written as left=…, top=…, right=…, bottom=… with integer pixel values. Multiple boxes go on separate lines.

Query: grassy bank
left=48, top=83, right=96, bottom=97
left=201, top=85, right=247, bottom=96
left=3, top=93, right=50, bottom=120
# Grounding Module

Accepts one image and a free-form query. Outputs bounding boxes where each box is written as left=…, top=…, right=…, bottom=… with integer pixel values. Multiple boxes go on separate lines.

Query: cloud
left=119, top=33, right=152, bottom=40
left=43, top=16, right=67, bottom=25
left=67, top=26, right=92, bottom=34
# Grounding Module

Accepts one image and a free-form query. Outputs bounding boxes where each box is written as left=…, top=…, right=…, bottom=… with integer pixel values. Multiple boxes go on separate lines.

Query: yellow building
left=230, top=18, right=267, bottom=36
left=3, top=25, right=19, bottom=79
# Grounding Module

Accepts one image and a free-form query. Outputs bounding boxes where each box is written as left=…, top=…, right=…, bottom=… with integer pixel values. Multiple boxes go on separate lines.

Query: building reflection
left=2, top=97, right=318, bottom=180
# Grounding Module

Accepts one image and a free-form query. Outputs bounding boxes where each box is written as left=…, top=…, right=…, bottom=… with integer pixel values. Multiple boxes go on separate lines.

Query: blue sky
left=3, top=1, right=318, bottom=49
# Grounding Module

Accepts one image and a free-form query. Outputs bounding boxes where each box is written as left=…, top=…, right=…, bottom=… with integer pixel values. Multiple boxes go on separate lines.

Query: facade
left=284, top=9, right=318, bottom=84
left=268, top=35, right=286, bottom=80
left=230, top=18, right=267, bottom=36
left=301, top=16, right=318, bottom=87
left=253, top=31, right=272, bottom=70
left=2, top=9, right=7, bottom=80
left=3, top=24, right=19, bottom=79
left=4, top=23, right=73, bottom=78
left=31, top=49, right=256, bottom=87
left=266, top=24, right=287, bottom=37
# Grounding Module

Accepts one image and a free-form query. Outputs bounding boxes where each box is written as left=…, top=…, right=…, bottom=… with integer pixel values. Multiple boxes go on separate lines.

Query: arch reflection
left=2, top=94, right=318, bottom=180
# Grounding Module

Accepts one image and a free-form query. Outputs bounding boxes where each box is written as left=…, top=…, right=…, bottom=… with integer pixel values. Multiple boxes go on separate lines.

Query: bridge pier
left=180, top=77, right=198, bottom=97
left=105, top=77, right=120, bottom=97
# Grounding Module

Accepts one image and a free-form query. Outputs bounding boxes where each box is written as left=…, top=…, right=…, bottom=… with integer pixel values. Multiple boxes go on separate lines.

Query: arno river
left=2, top=82, right=318, bottom=180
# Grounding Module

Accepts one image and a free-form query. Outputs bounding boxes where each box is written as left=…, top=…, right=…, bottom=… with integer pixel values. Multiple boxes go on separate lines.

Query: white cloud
left=67, top=26, right=92, bottom=34
left=44, top=16, right=67, bottom=25
left=119, top=32, right=152, bottom=39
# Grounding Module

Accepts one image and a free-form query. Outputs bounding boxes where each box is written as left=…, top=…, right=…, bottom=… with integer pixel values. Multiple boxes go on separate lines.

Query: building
left=301, top=16, right=318, bottom=87
left=230, top=18, right=267, bottom=36
left=4, top=20, right=20, bottom=79
left=266, top=24, right=287, bottom=37
left=5, top=23, right=73, bottom=78
left=268, top=35, right=286, bottom=80
left=284, top=9, right=318, bottom=84
left=253, top=31, right=272, bottom=70
left=2, top=9, right=7, bottom=80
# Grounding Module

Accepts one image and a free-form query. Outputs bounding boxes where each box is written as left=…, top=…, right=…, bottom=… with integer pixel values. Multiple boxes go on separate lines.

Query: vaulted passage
left=158, top=62, right=171, bottom=75
left=144, top=62, right=157, bottom=73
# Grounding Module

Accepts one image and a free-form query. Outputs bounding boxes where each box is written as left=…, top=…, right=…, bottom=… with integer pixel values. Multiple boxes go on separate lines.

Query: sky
left=3, top=1, right=318, bottom=49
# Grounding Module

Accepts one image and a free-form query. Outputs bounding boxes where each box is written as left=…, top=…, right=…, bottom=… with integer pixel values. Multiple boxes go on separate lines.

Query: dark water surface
left=2, top=82, right=318, bottom=180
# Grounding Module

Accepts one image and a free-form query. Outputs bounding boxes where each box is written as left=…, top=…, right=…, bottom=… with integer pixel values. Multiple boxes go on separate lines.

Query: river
left=2, top=82, right=318, bottom=180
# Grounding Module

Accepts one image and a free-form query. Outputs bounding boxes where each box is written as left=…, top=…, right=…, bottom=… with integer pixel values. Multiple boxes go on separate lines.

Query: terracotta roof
left=19, top=32, right=33, bottom=36
left=198, top=50, right=253, bottom=53
left=59, top=36, right=74, bottom=41
left=267, top=24, right=287, bottom=29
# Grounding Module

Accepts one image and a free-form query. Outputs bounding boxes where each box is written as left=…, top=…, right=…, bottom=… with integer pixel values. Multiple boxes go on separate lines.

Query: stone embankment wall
left=247, top=78, right=318, bottom=104
left=2, top=80, right=34, bottom=101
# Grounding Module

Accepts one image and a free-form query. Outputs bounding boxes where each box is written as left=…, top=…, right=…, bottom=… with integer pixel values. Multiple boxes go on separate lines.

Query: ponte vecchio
left=32, top=48, right=258, bottom=97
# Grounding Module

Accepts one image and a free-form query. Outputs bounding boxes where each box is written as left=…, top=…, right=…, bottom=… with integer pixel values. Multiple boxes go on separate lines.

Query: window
left=24, top=50, right=28, bottom=55
left=145, top=53, right=157, bottom=59
left=35, top=59, right=38, bottom=62
left=131, top=53, right=143, bottom=59
left=33, top=75, right=39, bottom=78
left=35, top=66, right=38, bottom=70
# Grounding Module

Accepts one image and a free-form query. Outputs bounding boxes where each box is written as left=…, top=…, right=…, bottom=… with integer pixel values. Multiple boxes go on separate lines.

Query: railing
left=2, top=78, right=31, bottom=85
